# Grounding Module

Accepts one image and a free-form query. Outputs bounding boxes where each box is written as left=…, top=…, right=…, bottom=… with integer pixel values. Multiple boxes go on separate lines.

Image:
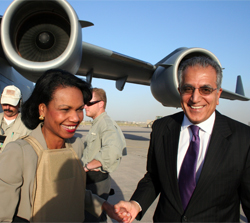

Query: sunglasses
left=180, top=86, right=218, bottom=96
left=86, top=100, right=101, bottom=106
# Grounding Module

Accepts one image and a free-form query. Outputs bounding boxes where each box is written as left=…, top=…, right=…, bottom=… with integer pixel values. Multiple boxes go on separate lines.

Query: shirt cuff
left=130, top=200, right=142, bottom=212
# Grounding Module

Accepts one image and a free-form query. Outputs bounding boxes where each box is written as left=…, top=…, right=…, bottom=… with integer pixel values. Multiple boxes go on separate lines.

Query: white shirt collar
left=4, top=117, right=16, bottom=125
left=181, top=112, right=215, bottom=135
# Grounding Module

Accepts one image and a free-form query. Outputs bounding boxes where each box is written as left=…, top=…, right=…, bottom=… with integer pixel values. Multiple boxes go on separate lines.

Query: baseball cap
left=1, top=85, right=21, bottom=106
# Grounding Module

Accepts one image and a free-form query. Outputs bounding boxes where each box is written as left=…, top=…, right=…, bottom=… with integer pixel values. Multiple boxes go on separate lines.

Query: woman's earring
left=39, top=115, right=44, bottom=120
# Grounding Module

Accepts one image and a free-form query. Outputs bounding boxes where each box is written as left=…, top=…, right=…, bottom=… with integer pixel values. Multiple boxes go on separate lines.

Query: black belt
left=86, top=171, right=109, bottom=184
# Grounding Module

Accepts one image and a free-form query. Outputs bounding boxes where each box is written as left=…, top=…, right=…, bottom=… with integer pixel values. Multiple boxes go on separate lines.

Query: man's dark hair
left=178, top=56, right=223, bottom=89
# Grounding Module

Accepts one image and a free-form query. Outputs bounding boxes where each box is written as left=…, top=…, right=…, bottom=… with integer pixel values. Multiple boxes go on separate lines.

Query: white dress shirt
left=177, top=112, right=216, bottom=182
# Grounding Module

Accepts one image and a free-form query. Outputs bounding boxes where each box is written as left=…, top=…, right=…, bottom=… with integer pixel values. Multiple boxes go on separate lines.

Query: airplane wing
left=78, top=42, right=155, bottom=89
left=77, top=43, right=250, bottom=107
left=221, top=90, right=249, bottom=101
left=0, top=0, right=249, bottom=107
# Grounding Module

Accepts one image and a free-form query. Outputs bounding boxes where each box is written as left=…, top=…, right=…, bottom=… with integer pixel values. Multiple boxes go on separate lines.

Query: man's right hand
left=114, top=200, right=141, bottom=223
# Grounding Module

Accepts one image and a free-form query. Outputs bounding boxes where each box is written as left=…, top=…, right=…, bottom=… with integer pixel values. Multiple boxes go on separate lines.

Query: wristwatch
left=85, top=163, right=91, bottom=171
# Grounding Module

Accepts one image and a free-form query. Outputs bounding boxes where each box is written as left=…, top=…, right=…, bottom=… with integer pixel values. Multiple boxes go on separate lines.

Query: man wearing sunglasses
left=115, top=56, right=250, bottom=222
left=82, top=87, right=126, bottom=223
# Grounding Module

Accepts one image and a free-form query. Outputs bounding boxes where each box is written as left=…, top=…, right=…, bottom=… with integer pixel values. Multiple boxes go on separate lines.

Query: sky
left=1, top=0, right=250, bottom=124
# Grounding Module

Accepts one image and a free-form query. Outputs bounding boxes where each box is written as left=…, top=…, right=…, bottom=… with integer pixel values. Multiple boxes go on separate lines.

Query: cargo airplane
left=0, top=0, right=249, bottom=107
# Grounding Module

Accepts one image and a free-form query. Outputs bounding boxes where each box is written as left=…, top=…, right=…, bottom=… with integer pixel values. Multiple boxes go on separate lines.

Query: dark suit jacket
left=131, top=111, right=250, bottom=222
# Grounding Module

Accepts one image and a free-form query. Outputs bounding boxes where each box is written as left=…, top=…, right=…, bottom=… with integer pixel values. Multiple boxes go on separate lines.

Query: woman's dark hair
left=21, top=69, right=92, bottom=129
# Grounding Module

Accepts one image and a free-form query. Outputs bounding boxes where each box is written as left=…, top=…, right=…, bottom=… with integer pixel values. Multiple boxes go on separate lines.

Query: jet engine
left=150, top=47, right=221, bottom=108
left=1, top=0, right=83, bottom=82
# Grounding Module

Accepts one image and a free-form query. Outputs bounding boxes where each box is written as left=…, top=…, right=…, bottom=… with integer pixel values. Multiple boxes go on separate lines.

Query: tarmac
left=77, top=124, right=247, bottom=223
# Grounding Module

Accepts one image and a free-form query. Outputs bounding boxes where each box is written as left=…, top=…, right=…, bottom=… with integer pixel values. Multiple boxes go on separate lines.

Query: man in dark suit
left=115, top=56, right=250, bottom=222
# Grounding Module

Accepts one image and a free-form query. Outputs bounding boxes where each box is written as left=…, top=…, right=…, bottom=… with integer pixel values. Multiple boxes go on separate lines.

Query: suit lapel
left=163, top=112, right=183, bottom=213
left=187, top=111, right=232, bottom=212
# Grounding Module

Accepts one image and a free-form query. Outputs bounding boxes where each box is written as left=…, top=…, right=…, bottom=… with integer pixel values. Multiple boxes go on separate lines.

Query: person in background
left=0, top=69, right=126, bottom=222
left=115, top=56, right=250, bottom=222
left=0, top=85, right=31, bottom=151
left=83, top=88, right=126, bottom=222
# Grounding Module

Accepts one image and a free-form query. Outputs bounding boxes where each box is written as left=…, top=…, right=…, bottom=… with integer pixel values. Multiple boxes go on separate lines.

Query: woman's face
left=40, top=86, right=84, bottom=143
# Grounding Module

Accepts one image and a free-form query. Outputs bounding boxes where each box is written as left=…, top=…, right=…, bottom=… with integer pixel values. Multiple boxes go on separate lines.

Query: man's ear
left=216, top=88, right=223, bottom=105
left=99, top=100, right=105, bottom=109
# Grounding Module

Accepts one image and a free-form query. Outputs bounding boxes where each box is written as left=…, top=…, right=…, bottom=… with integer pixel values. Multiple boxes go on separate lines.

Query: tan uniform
left=0, top=113, right=31, bottom=151
left=0, top=123, right=104, bottom=222
left=82, top=112, right=126, bottom=173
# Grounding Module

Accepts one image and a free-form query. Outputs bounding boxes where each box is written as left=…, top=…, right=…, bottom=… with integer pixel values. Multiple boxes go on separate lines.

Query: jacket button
left=183, top=216, right=188, bottom=222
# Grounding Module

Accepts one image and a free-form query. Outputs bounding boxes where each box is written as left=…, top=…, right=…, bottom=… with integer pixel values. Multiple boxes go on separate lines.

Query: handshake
left=102, top=200, right=141, bottom=223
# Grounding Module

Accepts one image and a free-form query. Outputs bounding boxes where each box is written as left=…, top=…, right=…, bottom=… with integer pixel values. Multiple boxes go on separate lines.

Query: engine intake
left=1, top=0, right=82, bottom=82
left=16, top=12, right=70, bottom=62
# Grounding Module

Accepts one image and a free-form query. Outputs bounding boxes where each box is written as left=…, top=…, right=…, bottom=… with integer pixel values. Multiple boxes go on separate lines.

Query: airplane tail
left=235, top=75, right=245, bottom=96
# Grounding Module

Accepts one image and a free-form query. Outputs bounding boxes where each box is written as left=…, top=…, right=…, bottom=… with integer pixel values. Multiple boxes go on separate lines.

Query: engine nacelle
left=150, top=47, right=221, bottom=108
left=1, top=0, right=82, bottom=82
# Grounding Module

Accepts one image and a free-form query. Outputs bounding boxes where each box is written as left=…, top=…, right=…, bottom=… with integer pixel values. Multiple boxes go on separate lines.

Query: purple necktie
left=179, top=125, right=200, bottom=210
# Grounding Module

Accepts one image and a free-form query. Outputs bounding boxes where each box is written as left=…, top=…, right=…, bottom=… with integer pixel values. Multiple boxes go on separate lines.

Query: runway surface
left=76, top=124, right=247, bottom=223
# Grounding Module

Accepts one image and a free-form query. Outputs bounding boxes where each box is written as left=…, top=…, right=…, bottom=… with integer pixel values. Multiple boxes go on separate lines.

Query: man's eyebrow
left=200, top=84, right=213, bottom=88
left=182, top=84, right=213, bottom=87
left=182, top=84, right=193, bottom=87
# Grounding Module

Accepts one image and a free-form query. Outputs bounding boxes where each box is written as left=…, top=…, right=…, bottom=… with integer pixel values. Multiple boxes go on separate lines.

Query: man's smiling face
left=179, top=65, right=222, bottom=124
